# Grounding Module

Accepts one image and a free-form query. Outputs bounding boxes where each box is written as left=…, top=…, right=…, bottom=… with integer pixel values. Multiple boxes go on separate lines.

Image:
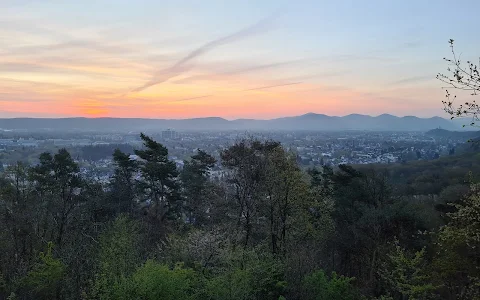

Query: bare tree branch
left=437, top=39, right=480, bottom=128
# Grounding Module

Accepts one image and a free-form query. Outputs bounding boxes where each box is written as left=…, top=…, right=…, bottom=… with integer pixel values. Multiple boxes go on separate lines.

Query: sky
left=1, top=0, right=480, bottom=119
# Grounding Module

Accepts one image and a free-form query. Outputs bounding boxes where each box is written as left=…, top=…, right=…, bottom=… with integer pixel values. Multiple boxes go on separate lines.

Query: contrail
left=243, top=82, right=302, bottom=91
left=132, top=16, right=275, bottom=93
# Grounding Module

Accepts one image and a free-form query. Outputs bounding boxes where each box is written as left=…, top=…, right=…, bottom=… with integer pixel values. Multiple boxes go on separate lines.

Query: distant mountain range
left=0, top=113, right=472, bottom=132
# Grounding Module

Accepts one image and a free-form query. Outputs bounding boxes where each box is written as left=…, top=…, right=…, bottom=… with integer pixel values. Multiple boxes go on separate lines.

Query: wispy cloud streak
left=388, top=75, right=432, bottom=85
left=243, top=82, right=302, bottom=91
left=173, top=59, right=308, bottom=84
left=132, top=16, right=275, bottom=93
left=171, top=95, right=213, bottom=102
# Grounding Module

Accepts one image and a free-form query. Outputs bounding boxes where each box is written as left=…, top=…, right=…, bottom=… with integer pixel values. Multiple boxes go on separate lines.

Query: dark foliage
left=0, top=134, right=479, bottom=299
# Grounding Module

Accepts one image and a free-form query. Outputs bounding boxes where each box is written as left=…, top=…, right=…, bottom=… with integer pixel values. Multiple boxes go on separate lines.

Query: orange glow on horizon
left=0, top=53, right=444, bottom=119
left=0, top=3, right=453, bottom=120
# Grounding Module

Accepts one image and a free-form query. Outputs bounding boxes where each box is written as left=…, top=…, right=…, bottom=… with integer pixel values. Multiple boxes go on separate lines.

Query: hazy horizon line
left=0, top=112, right=455, bottom=121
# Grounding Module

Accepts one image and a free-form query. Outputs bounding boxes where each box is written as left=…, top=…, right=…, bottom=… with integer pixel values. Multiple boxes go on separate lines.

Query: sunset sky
left=1, top=0, right=480, bottom=119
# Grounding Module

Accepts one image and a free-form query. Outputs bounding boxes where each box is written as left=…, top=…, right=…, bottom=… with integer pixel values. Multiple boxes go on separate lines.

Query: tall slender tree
left=135, top=133, right=180, bottom=230
left=180, top=149, right=216, bottom=226
left=109, top=149, right=138, bottom=216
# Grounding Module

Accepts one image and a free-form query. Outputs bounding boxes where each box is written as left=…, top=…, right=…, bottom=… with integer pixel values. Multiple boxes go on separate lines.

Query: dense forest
left=0, top=132, right=479, bottom=299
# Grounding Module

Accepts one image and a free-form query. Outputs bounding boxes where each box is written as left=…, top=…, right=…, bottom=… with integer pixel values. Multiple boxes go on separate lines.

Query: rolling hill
left=0, top=113, right=462, bottom=132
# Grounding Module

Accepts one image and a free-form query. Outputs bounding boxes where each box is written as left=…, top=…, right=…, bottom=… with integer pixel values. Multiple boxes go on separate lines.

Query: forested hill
left=356, top=151, right=480, bottom=197
left=426, top=128, right=480, bottom=139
